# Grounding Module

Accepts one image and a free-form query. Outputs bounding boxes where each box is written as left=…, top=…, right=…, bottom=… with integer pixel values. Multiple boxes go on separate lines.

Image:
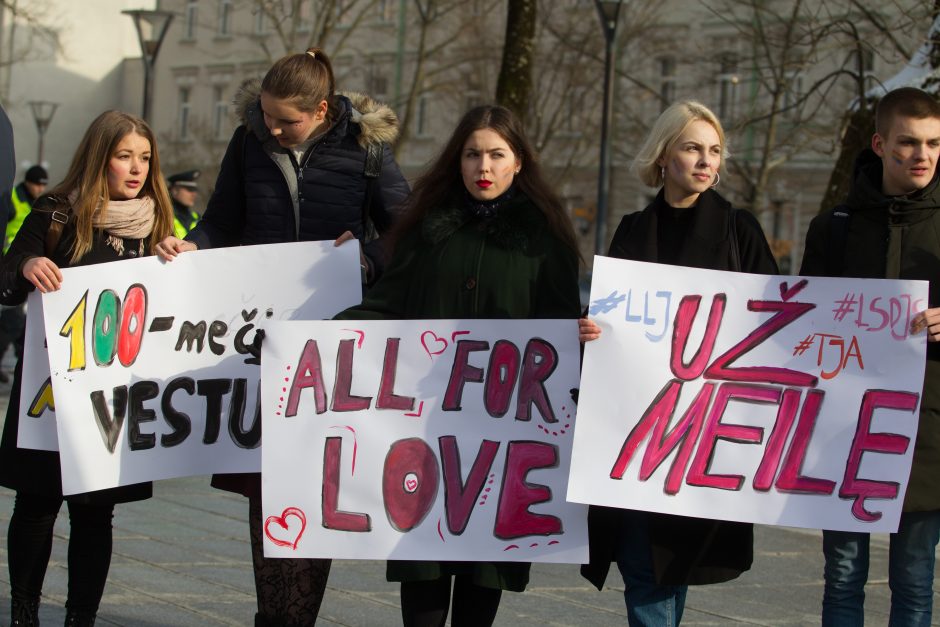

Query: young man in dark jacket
left=800, top=86, right=940, bottom=627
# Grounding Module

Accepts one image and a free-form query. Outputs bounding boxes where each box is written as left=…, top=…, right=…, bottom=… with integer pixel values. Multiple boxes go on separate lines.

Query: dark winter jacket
left=338, top=191, right=582, bottom=591
left=581, top=188, right=778, bottom=589
left=801, top=148, right=940, bottom=513
left=186, top=80, right=409, bottom=281
left=0, top=195, right=152, bottom=503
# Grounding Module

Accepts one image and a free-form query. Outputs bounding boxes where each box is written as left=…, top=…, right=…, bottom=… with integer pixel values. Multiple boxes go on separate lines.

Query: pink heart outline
left=421, top=331, right=448, bottom=359
left=264, top=507, right=307, bottom=550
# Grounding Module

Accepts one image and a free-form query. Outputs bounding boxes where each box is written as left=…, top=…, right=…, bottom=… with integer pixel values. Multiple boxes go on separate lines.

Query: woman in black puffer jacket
left=156, top=47, right=409, bottom=627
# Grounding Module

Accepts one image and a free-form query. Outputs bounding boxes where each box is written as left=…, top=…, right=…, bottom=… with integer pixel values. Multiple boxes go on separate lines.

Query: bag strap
left=41, top=196, right=72, bottom=257
left=361, top=142, right=384, bottom=240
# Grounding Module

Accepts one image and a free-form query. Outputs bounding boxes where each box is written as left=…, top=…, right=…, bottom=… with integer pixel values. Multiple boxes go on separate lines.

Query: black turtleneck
left=655, top=195, right=695, bottom=265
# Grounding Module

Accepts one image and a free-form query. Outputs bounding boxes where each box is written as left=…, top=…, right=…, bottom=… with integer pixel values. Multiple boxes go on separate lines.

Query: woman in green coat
left=338, top=104, right=582, bottom=626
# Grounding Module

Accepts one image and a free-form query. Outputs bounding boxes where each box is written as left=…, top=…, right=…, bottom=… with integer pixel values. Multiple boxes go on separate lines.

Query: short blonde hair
left=633, top=101, right=728, bottom=188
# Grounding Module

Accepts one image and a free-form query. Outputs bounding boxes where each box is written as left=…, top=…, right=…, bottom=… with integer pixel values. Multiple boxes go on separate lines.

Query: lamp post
left=593, top=0, right=625, bottom=255
left=27, top=100, right=58, bottom=165
left=123, top=8, right=174, bottom=123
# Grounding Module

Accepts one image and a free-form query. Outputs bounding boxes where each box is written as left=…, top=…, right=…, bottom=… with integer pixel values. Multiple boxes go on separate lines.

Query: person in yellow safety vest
left=0, top=165, right=46, bottom=382
left=4, top=165, right=46, bottom=252
left=167, top=169, right=201, bottom=238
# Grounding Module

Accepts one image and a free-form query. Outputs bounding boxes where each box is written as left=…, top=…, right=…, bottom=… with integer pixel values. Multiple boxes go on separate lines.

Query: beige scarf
left=92, top=196, right=156, bottom=256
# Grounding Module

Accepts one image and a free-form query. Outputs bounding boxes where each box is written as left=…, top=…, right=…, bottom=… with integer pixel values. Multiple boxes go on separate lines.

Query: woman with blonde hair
left=579, top=101, right=777, bottom=626
left=0, top=110, right=174, bottom=626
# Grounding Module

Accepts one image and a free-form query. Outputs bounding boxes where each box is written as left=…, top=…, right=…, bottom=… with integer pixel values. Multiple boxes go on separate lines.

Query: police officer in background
left=4, top=165, right=46, bottom=251
left=0, top=165, right=45, bottom=383
left=167, top=169, right=201, bottom=237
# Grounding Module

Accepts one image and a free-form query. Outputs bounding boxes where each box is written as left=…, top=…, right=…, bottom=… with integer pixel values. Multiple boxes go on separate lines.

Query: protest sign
left=260, top=319, right=587, bottom=563
left=17, top=291, right=56, bottom=450
left=569, top=256, right=928, bottom=533
left=39, top=241, right=361, bottom=494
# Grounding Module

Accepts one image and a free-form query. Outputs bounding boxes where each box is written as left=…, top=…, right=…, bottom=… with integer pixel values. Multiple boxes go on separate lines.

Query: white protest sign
left=569, top=256, right=928, bottom=533
left=40, top=241, right=361, bottom=495
left=17, top=291, right=56, bottom=450
left=261, top=319, right=587, bottom=563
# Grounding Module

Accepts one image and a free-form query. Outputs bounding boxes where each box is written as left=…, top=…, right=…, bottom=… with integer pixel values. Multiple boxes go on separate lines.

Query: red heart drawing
left=421, top=331, right=448, bottom=359
left=264, top=507, right=307, bottom=550
left=405, top=478, right=418, bottom=491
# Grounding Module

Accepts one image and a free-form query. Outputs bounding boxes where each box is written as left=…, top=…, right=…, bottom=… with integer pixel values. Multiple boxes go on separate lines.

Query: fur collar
left=232, top=78, right=399, bottom=148
left=421, top=192, right=546, bottom=252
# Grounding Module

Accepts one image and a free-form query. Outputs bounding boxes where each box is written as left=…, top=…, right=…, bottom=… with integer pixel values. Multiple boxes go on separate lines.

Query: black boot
left=10, top=598, right=40, bottom=626
left=63, top=609, right=95, bottom=627
left=254, top=613, right=284, bottom=627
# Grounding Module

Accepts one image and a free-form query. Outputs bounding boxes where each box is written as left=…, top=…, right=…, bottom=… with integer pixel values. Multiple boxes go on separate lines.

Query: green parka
left=338, top=190, right=581, bottom=590
left=801, top=149, right=940, bottom=512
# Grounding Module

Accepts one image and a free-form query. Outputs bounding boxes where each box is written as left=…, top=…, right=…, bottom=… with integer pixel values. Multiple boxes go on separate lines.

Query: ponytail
left=261, top=47, right=335, bottom=113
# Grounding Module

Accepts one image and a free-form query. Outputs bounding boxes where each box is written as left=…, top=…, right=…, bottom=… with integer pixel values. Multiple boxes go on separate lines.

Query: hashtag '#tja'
left=792, top=334, right=814, bottom=356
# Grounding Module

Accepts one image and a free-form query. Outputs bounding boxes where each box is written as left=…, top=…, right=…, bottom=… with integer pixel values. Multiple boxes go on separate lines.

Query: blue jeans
left=616, top=510, right=687, bottom=626
left=822, top=510, right=940, bottom=627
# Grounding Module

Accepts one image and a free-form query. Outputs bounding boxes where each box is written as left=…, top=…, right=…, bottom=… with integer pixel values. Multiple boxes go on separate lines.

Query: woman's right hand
left=579, top=317, right=602, bottom=343
left=156, top=236, right=197, bottom=261
left=23, top=257, right=63, bottom=293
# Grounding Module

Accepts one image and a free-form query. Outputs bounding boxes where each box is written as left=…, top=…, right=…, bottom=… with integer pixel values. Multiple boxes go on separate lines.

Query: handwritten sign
left=569, top=256, right=928, bottom=533
left=260, top=319, right=588, bottom=563
left=17, top=291, right=56, bottom=450
left=39, top=241, right=362, bottom=494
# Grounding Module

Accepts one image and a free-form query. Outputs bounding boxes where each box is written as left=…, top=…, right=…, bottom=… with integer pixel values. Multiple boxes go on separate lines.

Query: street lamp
left=28, top=100, right=59, bottom=166
left=593, top=0, right=625, bottom=255
left=123, top=8, right=174, bottom=123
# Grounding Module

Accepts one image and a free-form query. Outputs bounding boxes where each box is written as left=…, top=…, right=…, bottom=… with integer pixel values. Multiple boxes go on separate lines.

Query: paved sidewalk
left=0, top=371, right=935, bottom=625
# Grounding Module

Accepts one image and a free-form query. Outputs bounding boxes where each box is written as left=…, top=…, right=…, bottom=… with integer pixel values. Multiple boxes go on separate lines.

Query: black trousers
left=400, top=576, right=503, bottom=627
left=7, top=491, right=114, bottom=614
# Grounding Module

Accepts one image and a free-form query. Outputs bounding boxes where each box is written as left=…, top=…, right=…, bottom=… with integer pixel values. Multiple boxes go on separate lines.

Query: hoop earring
left=711, top=172, right=720, bottom=188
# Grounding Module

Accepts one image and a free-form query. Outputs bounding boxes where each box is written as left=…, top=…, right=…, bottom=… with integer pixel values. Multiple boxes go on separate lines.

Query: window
left=416, top=94, right=430, bottom=137
left=782, top=71, right=804, bottom=121
left=716, top=53, right=738, bottom=120
left=297, top=1, right=312, bottom=32
left=178, top=87, right=192, bottom=141
left=183, top=1, right=198, bottom=40
left=847, top=46, right=876, bottom=89
left=377, top=0, right=395, bottom=23
left=217, top=0, right=233, bottom=36
left=658, top=56, right=676, bottom=111
left=253, top=3, right=267, bottom=35
left=212, top=85, right=228, bottom=139
left=336, top=0, right=353, bottom=26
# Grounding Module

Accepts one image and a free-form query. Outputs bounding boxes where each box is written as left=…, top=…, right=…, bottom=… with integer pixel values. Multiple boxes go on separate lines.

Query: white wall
left=3, top=0, right=155, bottom=184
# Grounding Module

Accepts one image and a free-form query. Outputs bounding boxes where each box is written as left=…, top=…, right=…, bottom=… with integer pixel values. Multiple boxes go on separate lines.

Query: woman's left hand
left=579, top=318, right=602, bottom=343
left=911, top=307, right=940, bottom=342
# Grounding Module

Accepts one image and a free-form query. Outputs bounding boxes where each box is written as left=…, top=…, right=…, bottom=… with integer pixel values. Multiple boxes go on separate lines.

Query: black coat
left=187, top=83, right=409, bottom=282
left=0, top=196, right=152, bottom=503
left=582, top=188, right=778, bottom=588
left=801, top=149, right=940, bottom=513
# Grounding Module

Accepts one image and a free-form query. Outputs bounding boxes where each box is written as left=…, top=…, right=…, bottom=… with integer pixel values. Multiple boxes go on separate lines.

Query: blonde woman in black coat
left=579, top=101, right=777, bottom=626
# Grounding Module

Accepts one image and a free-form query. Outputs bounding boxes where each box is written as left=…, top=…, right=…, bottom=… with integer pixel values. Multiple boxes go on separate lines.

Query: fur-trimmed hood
left=232, top=77, right=399, bottom=148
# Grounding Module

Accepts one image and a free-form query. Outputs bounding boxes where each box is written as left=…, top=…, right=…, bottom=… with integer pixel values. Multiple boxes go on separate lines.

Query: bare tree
left=495, top=0, right=536, bottom=123
left=820, top=0, right=940, bottom=211
left=0, top=0, right=63, bottom=105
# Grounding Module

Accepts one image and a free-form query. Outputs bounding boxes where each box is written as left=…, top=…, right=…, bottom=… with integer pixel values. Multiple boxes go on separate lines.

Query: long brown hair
left=261, top=47, right=336, bottom=119
left=49, top=110, right=173, bottom=263
left=396, top=105, right=580, bottom=260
